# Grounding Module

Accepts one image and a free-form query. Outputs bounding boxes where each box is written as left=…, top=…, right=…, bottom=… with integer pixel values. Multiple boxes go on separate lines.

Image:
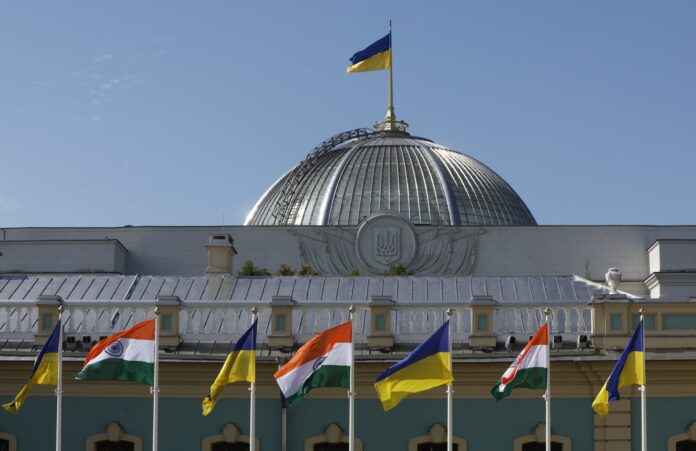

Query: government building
left=1, top=115, right=696, bottom=451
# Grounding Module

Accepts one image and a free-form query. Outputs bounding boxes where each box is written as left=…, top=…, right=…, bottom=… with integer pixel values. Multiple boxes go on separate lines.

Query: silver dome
left=245, top=129, right=536, bottom=226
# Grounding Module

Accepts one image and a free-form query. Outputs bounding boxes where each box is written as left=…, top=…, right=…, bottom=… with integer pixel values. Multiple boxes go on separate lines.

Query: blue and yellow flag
left=3, top=320, right=61, bottom=414
left=592, top=319, right=645, bottom=416
left=374, top=320, right=453, bottom=411
left=347, top=33, right=391, bottom=73
left=202, top=319, right=257, bottom=416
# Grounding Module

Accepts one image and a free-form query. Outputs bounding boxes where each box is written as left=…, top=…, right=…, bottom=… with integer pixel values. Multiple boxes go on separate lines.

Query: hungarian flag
left=491, top=323, right=548, bottom=400
left=75, top=319, right=155, bottom=385
left=274, top=321, right=352, bottom=405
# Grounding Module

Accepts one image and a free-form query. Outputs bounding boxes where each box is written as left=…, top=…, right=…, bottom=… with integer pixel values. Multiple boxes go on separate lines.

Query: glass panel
left=0, top=439, right=8, bottom=451
left=677, top=440, right=696, bottom=451
left=43, top=313, right=53, bottom=330
left=610, top=313, right=622, bottom=331
left=632, top=315, right=656, bottom=330
left=276, top=314, right=286, bottom=332
left=95, top=441, right=135, bottom=451
left=375, top=314, right=386, bottom=332
left=161, top=314, right=172, bottom=331
left=663, top=315, right=696, bottom=330
left=477, top=314, right=488, bottom=332
left=212, top=442, right=249, bottom=451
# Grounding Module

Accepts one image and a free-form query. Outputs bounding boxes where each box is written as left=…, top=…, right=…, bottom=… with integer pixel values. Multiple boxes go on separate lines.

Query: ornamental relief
left=289, top=212, right=484, bottom=276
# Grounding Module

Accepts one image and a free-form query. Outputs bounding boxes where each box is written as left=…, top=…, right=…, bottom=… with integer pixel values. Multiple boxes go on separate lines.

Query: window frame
left=304, top=423, right=363, bottom=451
left=513, top=423, right=571, bottom=451
left=668, top=420, right=696, bottom=451
left=85, top=422, right=142, bottom=451
left=407, top=423, right=467, bottom=451
left=0, top=432, right=17, bottom=451
left=202, top=423, right=258, bottom=451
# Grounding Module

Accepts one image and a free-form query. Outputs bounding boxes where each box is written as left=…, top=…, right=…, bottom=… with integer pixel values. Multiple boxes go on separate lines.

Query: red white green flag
left=75, top=319, right=155, bottom=385
left=274, top=321, right=352, bottom=405
left=491, top=323, right=548, bottom=400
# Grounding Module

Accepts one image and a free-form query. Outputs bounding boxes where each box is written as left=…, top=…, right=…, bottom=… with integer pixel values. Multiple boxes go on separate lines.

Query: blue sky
left=1, top=1, right=694, bottom=227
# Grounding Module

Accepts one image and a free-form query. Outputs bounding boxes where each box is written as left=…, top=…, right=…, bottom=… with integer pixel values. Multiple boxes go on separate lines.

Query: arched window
left=0, top=432, right=17, bottom=451
left=513, top=423, right=571, bottom=451
left=202, top=423, right=257, bottom=451
left=408, top=423, right=467, bottom=451
left=304, top=423, right=363, bottom=451
left=85, top=422, right=142, bottom=451
left=668, top=421, right=696, bottom=451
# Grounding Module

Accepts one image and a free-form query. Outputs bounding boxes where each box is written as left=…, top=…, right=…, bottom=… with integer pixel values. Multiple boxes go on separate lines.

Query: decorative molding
left=202, top=423, right=259, bottom=451
left=291, top=220, right=484, bottom=276
left=0, top=432, right=17, bottom=451
left=304, top=423, right=363, bottom=451
left=513, top=423, right=571, bottom=451
left=668, top=420, right=696, bottom=451
left=85, top=422, right=142, bottom=451
left=407, top=423, right=467, bottom=451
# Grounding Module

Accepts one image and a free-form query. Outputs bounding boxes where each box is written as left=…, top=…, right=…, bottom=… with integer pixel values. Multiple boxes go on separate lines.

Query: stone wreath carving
left=290, top=225, right=484, bottom=276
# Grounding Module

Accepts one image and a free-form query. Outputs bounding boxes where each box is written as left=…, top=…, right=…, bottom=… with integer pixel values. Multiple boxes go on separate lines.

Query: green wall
left=631, top=397, right=696, bottom=451
left=0, top=394, right=602, bottom=451
left=14, top=394, right=696, bottom=450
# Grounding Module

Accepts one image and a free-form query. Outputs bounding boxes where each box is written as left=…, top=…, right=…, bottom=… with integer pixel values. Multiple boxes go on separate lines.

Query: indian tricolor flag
left=75, top=319, right=155, bottom=385
left=491, top=323, right=549, bottom=400
left=274, top=321, right=352, bottom=406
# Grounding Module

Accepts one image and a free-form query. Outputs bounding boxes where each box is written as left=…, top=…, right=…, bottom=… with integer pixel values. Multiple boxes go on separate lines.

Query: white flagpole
left=640, top=307, right=647, bottom=451
left=446, top=308, right=454, bottom=451
left=152, top=307, right=161, bottom=451
left=348, top=305, right=355, bottom=451
left=250, top=307, right=258, bottom=451
left=55, top=304, right=64, bottom=451
left=544, top=307, right=551, bottom=451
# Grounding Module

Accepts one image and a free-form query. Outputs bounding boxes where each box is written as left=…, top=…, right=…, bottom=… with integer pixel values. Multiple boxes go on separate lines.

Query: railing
left=0, top=300, right=592, bottom=347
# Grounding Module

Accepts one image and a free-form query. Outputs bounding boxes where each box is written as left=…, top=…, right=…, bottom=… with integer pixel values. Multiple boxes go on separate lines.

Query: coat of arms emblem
left=374, top=227, right=400, bottom=264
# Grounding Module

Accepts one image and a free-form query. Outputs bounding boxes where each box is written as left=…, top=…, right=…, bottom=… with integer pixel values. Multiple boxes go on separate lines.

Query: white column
left=55, top=305, right=64, bottom=451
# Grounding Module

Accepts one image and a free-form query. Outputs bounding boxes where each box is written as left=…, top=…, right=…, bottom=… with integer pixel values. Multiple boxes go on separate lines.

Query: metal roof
left=245, top=130, right=536, bottom=227
left=0, top=274, right=619, bottom=304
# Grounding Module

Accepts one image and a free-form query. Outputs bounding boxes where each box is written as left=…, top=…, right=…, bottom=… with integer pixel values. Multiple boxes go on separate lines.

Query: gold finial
left=349, top=305, right=356, bottom=314
left=446, top=307, right=454, bottom=317
left=251, top=306, right=259, bottom=315
left=639, top=306, right=645, bottom=315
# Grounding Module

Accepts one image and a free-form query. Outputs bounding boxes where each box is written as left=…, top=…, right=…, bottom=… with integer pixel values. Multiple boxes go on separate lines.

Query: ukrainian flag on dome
left=3, top=320, right=61, bottom=414
left=202, top=320, right=257, bottom=416
left=346, top=33, right=391, bottom=73
left=374, top=320, right=453, bottom=411
left=592, top=319, right=645, bottom=416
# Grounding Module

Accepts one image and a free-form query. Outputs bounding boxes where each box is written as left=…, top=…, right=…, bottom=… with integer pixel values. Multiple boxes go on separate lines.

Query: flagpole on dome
left=250, top=307, right=258, bottom=451
left=544, top=307, right=551, bottom=451
left=55, top=303, right=64, bottom=451
left=639, top=307, right=647, bottom=451
left=385, top=19, right=396, bottom=130
left=446, top=308, right=454, bottom=451
left=152, top=307, right=161, bottom=451
left=348, top=305, right=355, bottom=451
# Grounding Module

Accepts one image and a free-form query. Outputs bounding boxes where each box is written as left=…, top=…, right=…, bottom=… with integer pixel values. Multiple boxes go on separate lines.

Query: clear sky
left=1, top=1, right=694, bottom=227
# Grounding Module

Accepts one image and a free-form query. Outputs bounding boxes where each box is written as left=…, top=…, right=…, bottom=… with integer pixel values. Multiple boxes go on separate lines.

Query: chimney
left=205, top=234, right=238, bottom=274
